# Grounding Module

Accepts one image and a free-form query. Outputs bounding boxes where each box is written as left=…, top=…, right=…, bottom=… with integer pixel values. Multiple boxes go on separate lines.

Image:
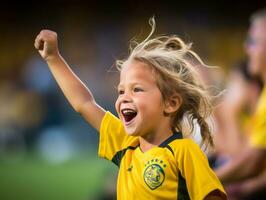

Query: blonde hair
left=116, top=18, right=214, bottom=148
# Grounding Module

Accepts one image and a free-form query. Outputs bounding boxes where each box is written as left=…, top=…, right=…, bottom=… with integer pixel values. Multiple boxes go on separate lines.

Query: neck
left=139, top=127, right=173, bottom=152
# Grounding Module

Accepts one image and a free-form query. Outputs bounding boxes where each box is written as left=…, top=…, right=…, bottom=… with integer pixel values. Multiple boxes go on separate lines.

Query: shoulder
left=169, top=138, right=208, bottom=162
left=100, top=111, right=125, bottom=136
left=100, top=111, right=139, bottom=147
left=170, top=138, right=202, bottom=151
left=101, top=111, right=122, bottom=126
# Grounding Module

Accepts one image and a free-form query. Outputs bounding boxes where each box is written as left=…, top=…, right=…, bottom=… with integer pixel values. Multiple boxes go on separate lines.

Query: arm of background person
left=215, top=145, right=266, bottom=184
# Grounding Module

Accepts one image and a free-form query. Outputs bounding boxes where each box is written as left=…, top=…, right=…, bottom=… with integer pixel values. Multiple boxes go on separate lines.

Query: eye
left=118, top=89, right=124, bottom=95
left=134, top=87, right=143, bottom=92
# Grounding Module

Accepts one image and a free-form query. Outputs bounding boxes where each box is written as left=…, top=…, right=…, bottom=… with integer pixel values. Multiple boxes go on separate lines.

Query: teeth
left=122, top=109, right=136, bottom=115
left=121, top=108, right=137, bottom=123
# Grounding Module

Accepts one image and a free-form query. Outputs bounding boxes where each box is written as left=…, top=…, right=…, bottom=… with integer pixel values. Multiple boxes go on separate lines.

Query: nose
left=120, top=91, right=133, bottom=103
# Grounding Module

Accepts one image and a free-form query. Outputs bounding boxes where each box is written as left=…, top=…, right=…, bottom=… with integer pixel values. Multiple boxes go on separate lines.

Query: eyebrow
left=116, top=82, right=142, bottom=89
left=116, top=84, right=123, bottom=89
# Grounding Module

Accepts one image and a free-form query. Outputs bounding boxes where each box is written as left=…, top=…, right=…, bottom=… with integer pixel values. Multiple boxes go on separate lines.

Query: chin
left=127, top=132, right=139, bottom=137
left=124, top=126, right=140, bottom=137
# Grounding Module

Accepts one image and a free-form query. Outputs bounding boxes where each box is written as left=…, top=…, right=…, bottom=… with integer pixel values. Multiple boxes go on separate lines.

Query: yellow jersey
left=98, top=111, right=226, bottom=199
left=250, top=87, right=266, bottom=148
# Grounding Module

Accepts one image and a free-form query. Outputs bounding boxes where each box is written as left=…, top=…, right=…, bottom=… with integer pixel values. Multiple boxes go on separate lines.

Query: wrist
left=46, top=52, right=62, bottom=64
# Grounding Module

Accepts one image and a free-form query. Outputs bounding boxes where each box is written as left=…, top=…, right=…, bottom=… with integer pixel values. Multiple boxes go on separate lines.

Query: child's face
left=115, top=60, right=170, bottom=137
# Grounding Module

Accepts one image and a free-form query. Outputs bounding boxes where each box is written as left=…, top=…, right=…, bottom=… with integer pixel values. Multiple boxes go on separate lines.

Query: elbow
left=75, top=100, right=95, bottom=115
left=74, top=102, right=84, bottom=113
left=75, top=102, right=86, bottom=114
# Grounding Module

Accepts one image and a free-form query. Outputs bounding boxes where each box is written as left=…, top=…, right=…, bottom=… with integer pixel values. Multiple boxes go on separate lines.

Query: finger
left=34, top=41, right=40, bottom=50
left=36, top=32, right=46, bottom=43
left=35, top=33, right=42, bottom=41
left=34, top=39, right=44, bottom=50
left=37, top=32, right=44, bottom=40
left=34, top=34, right=41, bottom=46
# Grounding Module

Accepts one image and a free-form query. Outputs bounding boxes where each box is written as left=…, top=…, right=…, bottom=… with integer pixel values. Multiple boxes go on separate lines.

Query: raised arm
left=34, top=30, right=105, bottom=131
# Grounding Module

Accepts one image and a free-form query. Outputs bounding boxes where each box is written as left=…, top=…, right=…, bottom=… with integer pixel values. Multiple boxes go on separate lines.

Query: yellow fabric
left=250, top=87, right=266, bottom=148
left=241, top=112, right=253, bottom=137
left=98, top=111, right=226, bottom=200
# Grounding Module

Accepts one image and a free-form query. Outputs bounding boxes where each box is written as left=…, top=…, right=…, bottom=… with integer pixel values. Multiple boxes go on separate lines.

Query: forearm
left=46, top=54, right=94, bottom=112
left=35, top=30, right=106, bottom=131
left=245, top=170, right=266, bottom=193
left=226, top=171, right=266, bottom=198
left=215, top=160, right=248, bottom=183
left=215, top=147, right=264, bottom=183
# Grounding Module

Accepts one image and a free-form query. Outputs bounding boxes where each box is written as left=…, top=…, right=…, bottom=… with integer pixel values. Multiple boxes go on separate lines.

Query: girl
left=34, top=19, right=227, bottom=200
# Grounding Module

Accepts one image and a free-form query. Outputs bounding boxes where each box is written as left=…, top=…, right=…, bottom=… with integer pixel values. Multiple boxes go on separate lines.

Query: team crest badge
left=143, top=159, right=166, bottom=190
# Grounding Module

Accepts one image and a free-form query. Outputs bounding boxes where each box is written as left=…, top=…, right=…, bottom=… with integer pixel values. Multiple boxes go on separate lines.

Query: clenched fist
left=34, top=30, right=59, bottom=61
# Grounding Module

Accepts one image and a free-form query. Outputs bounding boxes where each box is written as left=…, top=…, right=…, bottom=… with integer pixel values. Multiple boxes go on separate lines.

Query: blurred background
left=0, top=1, right=265, bottom=200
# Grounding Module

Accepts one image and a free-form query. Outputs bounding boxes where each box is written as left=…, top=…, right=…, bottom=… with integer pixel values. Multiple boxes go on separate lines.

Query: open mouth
left=121, top=109, right=137, bottom=124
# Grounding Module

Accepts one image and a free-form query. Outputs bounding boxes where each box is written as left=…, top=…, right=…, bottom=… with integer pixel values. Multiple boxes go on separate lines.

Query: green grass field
left=0, top=153, right=117, bottom=200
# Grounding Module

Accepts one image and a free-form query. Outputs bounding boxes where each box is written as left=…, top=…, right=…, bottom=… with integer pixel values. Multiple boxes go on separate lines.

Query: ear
left=164, top=94, right=182, bottom=115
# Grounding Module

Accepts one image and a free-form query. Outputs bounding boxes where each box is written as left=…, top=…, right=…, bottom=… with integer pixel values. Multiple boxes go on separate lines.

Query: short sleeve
left=98, top=111, right=135, bottom=161
left=175, top=139, right=226, bottom=199
left=98, top=111, right=127, bottom=160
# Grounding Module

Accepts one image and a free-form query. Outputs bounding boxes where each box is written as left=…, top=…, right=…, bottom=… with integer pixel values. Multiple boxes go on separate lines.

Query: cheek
left=254, top=44, right=266, bottom=56
left=140, top=93, right=164, bottom=114
left=115, top=99, right=120, bottom=113
left=252, top=47, right=265, bottom=66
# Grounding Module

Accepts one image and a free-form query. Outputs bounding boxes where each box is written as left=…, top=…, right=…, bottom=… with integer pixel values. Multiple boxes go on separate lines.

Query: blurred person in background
left=213, top=60, right=263, bottom=167
left=0, top=79, right=45, bottom=160
left=215, top=8, right=266, bottom=199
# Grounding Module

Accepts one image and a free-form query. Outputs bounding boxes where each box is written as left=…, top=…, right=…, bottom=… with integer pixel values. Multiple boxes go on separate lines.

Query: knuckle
left=40, top=30, right=46, bottom=34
